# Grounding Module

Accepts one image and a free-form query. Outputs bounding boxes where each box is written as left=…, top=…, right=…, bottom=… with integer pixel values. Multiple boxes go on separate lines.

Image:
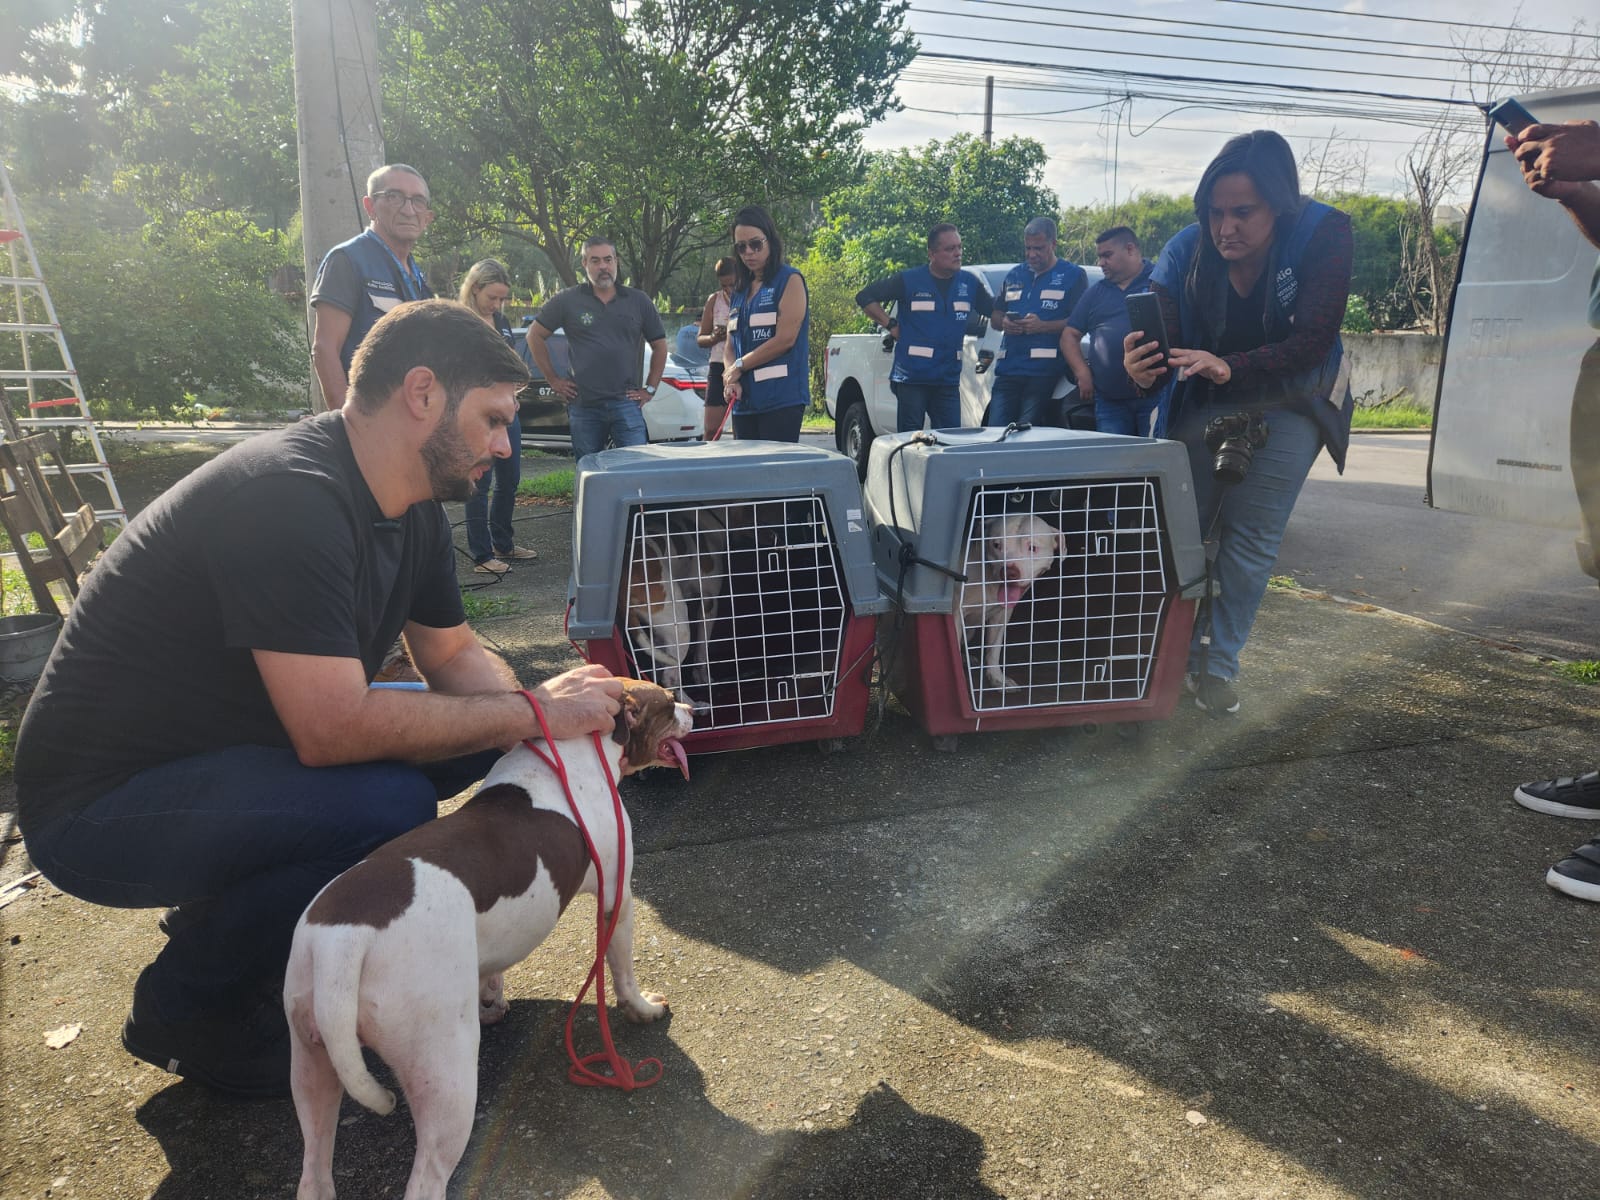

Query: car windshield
left=670, top=323, right=709, bottom=369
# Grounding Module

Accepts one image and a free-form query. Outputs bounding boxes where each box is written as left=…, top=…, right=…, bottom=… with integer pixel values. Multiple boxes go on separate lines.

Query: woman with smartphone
left=697, top=257, right=737, bottom=439
left=723, top=206, right=809, bottom=442
left=1123, top=130, right=1353, bottom=716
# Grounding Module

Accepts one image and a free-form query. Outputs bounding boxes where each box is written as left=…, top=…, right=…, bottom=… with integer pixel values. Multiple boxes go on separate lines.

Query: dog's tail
left=309, top=927, right=396, bottom=1115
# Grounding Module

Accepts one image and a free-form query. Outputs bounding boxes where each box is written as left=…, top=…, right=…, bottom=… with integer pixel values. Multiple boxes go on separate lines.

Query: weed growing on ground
left=1351, top=403, right=1431, bottom=429
left=460, top=592, right=520, bottom=621
left=518, top=469, right=575, bottom=503
left=1267, top=575, right=1299, bottom=590
left=1556, top=660, right=1600, bottom=684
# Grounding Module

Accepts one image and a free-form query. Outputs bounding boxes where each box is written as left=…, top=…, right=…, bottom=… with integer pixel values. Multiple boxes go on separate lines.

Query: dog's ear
left=612, top=688, right=639, bottom=746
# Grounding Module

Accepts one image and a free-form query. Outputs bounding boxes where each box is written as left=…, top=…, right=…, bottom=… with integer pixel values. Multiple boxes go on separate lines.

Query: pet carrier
left=569, top=441, right=888, bottom=753
left=864, top=426, right=1205, bottom=744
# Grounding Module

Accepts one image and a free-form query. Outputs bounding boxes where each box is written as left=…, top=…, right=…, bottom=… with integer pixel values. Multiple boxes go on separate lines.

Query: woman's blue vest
left=729, top=264, right=810, bottom=413
left=892, top=265, right=983, bottom=386
left=1151, top=200, right=1352, bottom=470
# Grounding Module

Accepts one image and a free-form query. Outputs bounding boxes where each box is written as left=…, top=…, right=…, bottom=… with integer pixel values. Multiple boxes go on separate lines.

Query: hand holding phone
left=1488, top=97, right=1538, bottom=136
left=1123, top=291, right=1171, bottom=373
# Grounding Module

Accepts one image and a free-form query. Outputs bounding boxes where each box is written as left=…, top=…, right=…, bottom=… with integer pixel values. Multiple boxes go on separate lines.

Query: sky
left=864, top=0, right=1600, bottom=208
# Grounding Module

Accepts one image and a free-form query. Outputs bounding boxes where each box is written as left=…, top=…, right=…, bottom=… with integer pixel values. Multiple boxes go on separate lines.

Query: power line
left=1217, top=0, right=1592, bottom=41
left=956, top=0, right=1600, bottom=65
left=912, top=40, right=1484, bottom=102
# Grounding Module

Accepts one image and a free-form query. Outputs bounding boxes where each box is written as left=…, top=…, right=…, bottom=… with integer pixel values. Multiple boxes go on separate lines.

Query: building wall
left=1344, top=331, right=1441, bottom=408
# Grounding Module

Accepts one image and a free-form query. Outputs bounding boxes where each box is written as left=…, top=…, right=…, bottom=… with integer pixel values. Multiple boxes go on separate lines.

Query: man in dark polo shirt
left=525, top=236, right=668, bottom=461
left=1060, top=226, right=1157, bottom=435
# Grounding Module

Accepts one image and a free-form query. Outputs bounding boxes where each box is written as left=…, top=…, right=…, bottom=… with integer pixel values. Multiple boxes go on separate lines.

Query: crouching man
left=14, top=300, right=622, bottom=1097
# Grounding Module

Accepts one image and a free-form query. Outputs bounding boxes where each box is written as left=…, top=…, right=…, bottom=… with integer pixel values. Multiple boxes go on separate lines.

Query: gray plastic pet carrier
left=862, top=426, right=1206, bottom=735
left=569, top=441, right=888, bottom=751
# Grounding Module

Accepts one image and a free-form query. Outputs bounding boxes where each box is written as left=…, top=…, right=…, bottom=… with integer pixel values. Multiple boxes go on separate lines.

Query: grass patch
left=801, top=414, right=835, bottom=432
left=460, top=592, right=521, bottom=621
left=1351, top=402, right=1432, bottom=429
left=1556, top=660, right=1600, bottom=684
left=1267, top=574, right=1299, bottom=590
left=518, top=468, right=575, bottom=503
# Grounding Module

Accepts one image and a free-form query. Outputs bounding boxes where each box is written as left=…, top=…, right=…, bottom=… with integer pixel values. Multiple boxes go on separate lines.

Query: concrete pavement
left=4, top=483, right=1600, bottom=1200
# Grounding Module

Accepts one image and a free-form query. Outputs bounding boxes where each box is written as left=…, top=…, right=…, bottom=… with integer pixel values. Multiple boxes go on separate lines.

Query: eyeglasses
left=734, top=237, right=766, bottom=254
left=370, top=189, right=433, bottom=213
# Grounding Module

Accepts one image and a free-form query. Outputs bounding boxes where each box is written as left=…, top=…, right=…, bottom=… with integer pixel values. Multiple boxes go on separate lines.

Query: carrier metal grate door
left=957, top=479, right=1175, bottom=711
left=620, top=498, right=850, bottom=729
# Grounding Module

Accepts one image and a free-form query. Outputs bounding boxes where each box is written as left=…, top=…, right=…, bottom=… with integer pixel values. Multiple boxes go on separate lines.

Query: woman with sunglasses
left=458, top=259, right=537, bottom=574
left=697, top=257, right=737, bottom=439
left=723, top=206, right=809, bottom=442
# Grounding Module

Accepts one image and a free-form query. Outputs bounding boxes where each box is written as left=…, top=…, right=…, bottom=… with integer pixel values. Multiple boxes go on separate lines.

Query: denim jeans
left=25, top=745, right=498, bottom=1020
left=1094, top=394, right=1158, bottom=437
left=892, top=380, right=961, bottom=432
left=987, top=374, right=1060, bottom=427
left=1179, top=406, right=1322, bottom=681
left=464, top=413, right=522, bottom=561
left=568, top=396, right=649, bottom=463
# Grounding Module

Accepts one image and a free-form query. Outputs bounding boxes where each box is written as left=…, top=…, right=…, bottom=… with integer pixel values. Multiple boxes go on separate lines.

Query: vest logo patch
left=1276, top=266, right=1298, bottom=309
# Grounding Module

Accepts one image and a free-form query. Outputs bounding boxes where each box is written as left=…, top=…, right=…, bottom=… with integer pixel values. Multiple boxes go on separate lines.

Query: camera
left=1203, top=412, right=1269, bottom=484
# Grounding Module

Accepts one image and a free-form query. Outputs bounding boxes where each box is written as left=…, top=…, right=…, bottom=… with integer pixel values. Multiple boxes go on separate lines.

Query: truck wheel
left=840, top=403, right=874, bottom=481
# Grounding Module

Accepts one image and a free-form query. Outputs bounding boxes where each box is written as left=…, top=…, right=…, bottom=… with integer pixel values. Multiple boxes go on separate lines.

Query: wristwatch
left=734, top=355, right=745, bottom=371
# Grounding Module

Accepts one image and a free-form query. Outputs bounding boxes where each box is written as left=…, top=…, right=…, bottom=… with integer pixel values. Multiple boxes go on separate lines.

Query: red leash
left=518, top=690, right=662, bottom=1090
left=709, top=389, right=736, bottom=441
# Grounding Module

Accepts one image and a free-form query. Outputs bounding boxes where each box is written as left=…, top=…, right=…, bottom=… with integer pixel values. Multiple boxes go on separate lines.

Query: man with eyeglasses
left=310, top=164, right=437, bottom=411
left=525, top=236, right=667, bottom=461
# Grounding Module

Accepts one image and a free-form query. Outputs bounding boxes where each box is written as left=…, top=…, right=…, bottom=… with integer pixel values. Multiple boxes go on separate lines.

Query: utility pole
left=290, top=0, right=384, bottom=412
left=983, top=76, right=994, bottom=146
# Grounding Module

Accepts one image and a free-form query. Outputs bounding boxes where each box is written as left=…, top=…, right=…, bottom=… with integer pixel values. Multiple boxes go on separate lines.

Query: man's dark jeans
left=986, top=374, right=1059, bottom=427
left=25, top=745, right=497, bottom=1021
left=892, top=380, right=961, bottom=432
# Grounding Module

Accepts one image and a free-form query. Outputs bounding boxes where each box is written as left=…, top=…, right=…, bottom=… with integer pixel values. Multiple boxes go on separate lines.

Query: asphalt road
left=1277, top=432, right=1600, bottom=661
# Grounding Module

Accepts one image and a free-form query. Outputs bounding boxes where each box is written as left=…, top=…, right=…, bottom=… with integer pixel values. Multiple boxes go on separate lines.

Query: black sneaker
left=1513, top=772, right=1600, bottom=819
left=121, top=973, right=290, bottom=1099
left=1546, top=838, right=1600, bottom=902
left=1190, top=674, right=1240, bottom=715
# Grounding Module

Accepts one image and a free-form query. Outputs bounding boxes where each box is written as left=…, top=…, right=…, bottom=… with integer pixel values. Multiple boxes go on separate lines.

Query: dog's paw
left=622, top=992, right=669, bottom=1024
left=479, top=973, right=509, bottom=1026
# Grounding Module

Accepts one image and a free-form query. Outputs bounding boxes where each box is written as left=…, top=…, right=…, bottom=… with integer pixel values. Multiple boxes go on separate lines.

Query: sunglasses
left=734, top=237, right=767, bottom=254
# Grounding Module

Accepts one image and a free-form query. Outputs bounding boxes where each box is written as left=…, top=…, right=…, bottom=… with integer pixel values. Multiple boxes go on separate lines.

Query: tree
left=1057, top=192, right=1194, bottom=267
left=385, top=0, right=915, bottom=296
left=811, top=135, right=1060, bottom=278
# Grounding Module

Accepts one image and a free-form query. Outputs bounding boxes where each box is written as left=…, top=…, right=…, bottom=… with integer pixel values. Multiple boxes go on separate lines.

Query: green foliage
left=795, top=240, right=875, bottom=400
left=1342, top=294, right=1375, bottom=334
left=810, top=135, right=1060, bottom=277
left=1057, top=192, right=1195, bottom=267
left=1557, top=660, right=1600, bottom=684
left=5, top=191, right=305, bottom=417
left=385, top=0, right=914, bottom=297
left=1350, top=401, right=1431, bottom=429
left=517, top=468, right=576, bottom=503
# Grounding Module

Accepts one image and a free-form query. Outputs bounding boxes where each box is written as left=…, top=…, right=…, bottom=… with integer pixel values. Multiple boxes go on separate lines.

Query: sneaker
left=1191, top=674, right=1240, bottom=715
left=473, top=558, right=511, bottom=575
left=495, top=545, right=538, bottom=561
left=1546, top=838, right=1600, bottom=902
left=1513, top=772, right=1600, bottom=819
left=122, top=972, right=290, bottom=1098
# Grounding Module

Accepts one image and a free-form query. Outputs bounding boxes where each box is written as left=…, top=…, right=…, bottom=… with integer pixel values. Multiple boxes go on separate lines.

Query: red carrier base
left=888, top=600, right=1197, bottom=737
left=584, top=614, right=879, bottom=754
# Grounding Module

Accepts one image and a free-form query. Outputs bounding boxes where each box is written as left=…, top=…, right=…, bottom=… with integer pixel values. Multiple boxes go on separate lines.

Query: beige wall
left=1344, top=331, right=1441, bottom=408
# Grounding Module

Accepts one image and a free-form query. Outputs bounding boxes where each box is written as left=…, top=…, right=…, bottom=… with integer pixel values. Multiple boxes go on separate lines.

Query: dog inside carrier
left=616, top=498, right=853, bottom=732
left=956, top=477, right=1177, bottom=713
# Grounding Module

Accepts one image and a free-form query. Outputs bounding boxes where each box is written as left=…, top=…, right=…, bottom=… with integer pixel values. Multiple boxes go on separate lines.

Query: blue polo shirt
left=1065, top=259, right=1154, bottom=401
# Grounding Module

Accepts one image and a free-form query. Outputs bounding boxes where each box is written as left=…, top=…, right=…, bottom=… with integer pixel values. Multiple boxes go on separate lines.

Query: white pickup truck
left=823, top=262, right=1103, bottom=477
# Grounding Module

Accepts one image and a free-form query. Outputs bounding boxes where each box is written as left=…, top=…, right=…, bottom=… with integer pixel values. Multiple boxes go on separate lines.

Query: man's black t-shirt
left=14, top=413, right=464, bottom=834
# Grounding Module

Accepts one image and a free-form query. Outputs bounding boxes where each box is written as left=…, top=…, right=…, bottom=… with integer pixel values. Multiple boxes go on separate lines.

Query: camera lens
left=1212, top=442, right=1251, bottom=484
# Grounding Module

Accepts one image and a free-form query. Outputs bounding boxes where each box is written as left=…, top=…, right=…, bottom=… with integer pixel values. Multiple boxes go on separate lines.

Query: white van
left=1428, top=84, right=1600, bottom=575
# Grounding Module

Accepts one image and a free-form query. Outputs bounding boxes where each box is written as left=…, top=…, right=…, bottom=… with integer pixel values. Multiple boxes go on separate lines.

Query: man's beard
left=420, top=402, right=487, bottom=502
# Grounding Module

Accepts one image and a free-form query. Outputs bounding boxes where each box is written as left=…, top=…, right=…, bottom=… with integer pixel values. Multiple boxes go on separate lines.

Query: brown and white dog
left=621, top=509, right=729, bottom=691
left=283, top=679, right=692, bottom=1200
left=958, top=513, right=1063, bottom=691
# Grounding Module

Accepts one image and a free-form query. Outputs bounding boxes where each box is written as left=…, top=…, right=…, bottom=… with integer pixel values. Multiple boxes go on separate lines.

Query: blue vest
left=729, top=264, right=810, bottom=413
left=1151, top=200, right=1352, bottom=470
left=892, top=266, right=984, bottom=386
left=996, top=259, right=1087, bottom=377
left=327, top=229, right=434, bottom=372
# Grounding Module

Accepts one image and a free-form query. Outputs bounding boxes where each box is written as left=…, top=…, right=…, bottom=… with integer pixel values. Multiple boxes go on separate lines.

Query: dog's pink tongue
left=1003, top=581, right=1027, bottom=605
left=662, top=739, right=690, bottom=780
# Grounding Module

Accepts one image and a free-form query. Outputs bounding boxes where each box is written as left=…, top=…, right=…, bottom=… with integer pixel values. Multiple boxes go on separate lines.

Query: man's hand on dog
left=525, top=664, right=623, bottom=741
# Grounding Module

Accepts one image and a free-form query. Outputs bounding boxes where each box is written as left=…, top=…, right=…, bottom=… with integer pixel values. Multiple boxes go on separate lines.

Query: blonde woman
left=459, top=259, right=536, bottom=572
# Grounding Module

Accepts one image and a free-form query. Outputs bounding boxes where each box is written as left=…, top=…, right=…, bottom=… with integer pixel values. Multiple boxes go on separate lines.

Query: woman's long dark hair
left=731, top=205, right=785, bottom=290
left=1186, top=130, right=1305, bottom=338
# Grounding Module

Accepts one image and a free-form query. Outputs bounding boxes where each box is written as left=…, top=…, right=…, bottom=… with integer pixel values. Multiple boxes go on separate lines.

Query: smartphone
left=1123, top=291, right=1171, bottom=371
left=1488, top=97, right=1538, bottom=135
